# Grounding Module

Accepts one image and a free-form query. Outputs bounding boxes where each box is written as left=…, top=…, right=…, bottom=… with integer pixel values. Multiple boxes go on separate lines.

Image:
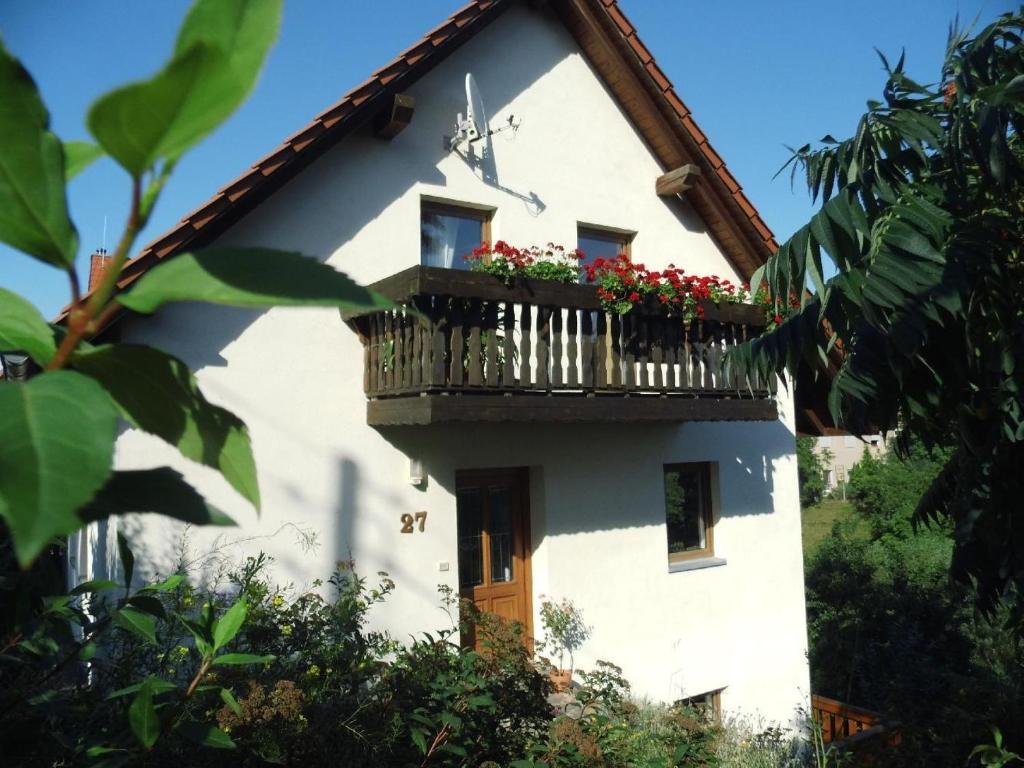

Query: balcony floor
left=367, top=391, right=777, bottom=426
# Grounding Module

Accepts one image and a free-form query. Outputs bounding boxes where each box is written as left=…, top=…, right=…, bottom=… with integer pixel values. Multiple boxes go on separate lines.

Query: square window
left=664, top=463, right=714, bottom=563
left=577, top=225, right=633, bottom=275
left=421, top=201, right=491, bottom=270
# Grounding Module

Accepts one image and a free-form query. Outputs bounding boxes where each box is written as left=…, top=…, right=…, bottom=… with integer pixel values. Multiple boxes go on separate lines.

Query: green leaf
left=72, top=344, right=259, bottom=508
left=219, top=687, right=243, bottom=716
left=78, top=467, right=236, bottom=527
left=117, top=530, right=135, bottom=588
left=0, top=38, right=77, bottom=266
left=87, top=45, right=219, bottom=176
left=0, top=371, right=116, bottom=566
left=128, top=679, right=160, bottom=749
left=177, top=722, right=236, bottom=750
left=116, top=247, right=392, bottom=314
left=140, top=573, right=185, bottom=592
left=63, top=140, right=103, bottom=180
left=181, top=617, right=214, bottom=658
left=87, top=0, right=281, bottom=175
left=168, top=0, right=283, bottom=160
left=211, top=652, right=274, bottom=666
left=108, top=676, right=178, bottom=700
left=126, top=594, right=167, bottom=620
left=212, top=597, right=247, bottom=650
left=0, top=289, right=58, bottom=365
left=411, top=729, right=428, bottom=755
left=114, top=606, right=157, bottom=645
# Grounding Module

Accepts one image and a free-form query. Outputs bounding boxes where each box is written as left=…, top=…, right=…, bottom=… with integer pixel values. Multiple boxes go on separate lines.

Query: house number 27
left=401, top=511, right=427, bottom=533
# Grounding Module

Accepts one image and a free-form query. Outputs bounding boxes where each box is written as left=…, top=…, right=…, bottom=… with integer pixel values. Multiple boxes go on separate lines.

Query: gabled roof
left=65, top=0, right=777, bottom=322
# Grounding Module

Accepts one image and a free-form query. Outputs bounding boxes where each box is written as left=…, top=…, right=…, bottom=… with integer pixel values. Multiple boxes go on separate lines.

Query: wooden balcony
left=344, top=267, right=777, bottom=426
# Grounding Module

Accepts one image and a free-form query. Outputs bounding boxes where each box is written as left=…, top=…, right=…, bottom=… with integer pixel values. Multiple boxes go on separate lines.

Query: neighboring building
left=69, top=0, right=810, bottom=725
left=815, top=434, right=886, bottom=490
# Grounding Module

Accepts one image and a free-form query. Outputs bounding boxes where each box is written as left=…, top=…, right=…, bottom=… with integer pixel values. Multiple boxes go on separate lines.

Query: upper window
left=421, top=201, right=491, bottom=270
left=577, top=225, right=632, bottom=274
left=664, top=463, right=714, bottom=563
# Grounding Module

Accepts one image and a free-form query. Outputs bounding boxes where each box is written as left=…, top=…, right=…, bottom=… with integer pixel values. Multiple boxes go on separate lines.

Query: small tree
left=796, top=436, right=831, bottom=508
left=731, top=11, right=1024, bottom=624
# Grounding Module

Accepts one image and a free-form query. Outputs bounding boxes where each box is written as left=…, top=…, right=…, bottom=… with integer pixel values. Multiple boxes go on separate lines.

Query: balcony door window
left=421, top=201, right=491, bottom=270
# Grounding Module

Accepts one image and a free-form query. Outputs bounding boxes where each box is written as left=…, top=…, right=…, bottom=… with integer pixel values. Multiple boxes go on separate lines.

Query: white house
left=71, top=0, right=811, bottom=725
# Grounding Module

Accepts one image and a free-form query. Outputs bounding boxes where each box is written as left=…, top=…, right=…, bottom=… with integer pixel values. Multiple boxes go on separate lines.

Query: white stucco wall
left=90, top=4, right=809, bottom=725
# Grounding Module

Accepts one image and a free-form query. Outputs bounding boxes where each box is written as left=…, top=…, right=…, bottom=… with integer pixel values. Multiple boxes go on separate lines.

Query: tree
left=732, top=10, right=1024, bottom=623
left=796, top=436, right=831, bottom=507
left=0, top=0, right=388, bottom=568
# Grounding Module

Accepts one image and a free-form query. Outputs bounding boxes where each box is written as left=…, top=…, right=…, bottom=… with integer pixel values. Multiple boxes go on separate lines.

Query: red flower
left=628, top=291, right=640, bottom=302
left=773, top=314, right=783, bottom=325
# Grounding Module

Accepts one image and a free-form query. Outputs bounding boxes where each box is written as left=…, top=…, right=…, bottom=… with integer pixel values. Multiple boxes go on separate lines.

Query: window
left=677, top=689, right=722, bottom=721
left=421, top=201, right=492, bottom=270
left=577, top=225, right=632, bottom=274
left=664, top=463, right=714, bottom=563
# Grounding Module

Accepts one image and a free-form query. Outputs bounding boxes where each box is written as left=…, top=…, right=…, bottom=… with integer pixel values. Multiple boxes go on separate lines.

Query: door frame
left=455, top=466, right=534, bottom=644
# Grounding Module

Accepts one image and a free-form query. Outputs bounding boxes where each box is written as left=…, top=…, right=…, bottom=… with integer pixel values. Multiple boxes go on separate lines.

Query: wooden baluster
left=520, top=303, right=533, bottom=387
left=551, top=308, right=563, bottom=388
left=394, top=311, right=406, bottom=391
left=536, top=306, right=551, bottom=390
left=502, top=301, right=515, bottom=387
left=596, top=312, right=609, bottom=388
left=740, top=323, right=751, bottom=393
left=450, top=299, right=465, bottom=387
left=411, top=297, right=426, bottom=390
left=651, top=315, right=664, bottom=391
left=383, top=312, right=395, bottom=391
left=484, top=301, right=499, bottom=387
left=725, top=322, right=738, bottom=391
left=638, top=314, right=650, bottom=390
left=567, top=308, right=579, bottom=388
left=369, top=314, right=380, bottom=395
left=467, top=298, right=482, bottom=386
left=709, top=321, right=723, bottom=390
left=608, top=313, right=621, bottom=388
left=684, top=319, right=692, bottom=391
left=663, top=318, right=677, bottom=390
left=362, top=319, right=371, bottom=395
left=430, top=296, right=448, bottom=388
left=581, top=310, right=594, bottom=389
left=623, top=313, right=637, bottom=390
left=700, top=320, right=713, bottom=390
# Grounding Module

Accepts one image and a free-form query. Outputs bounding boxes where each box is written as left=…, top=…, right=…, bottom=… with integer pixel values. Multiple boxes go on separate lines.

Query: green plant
left=466, top=240, right=584, bottom=284
left=971, top=728, right=1023, bottom=767
left=0, top=0, right=387, bottom=569
left=796, top=437, right=832, bottom=508
left=729, top=9, right=1024, bottom=625
left=538, top=596, right=591, bottom=674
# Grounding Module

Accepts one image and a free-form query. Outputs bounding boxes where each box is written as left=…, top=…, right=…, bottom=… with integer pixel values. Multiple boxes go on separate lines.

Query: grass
left=801, top=499, right=867, bottom=559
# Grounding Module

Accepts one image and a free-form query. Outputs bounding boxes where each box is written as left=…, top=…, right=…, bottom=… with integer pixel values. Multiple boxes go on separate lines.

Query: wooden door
left=456, top=468, right=532, bottom=648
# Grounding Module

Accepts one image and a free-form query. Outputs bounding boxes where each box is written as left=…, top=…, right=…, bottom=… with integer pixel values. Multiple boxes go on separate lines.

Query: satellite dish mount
left=448, top=73, right=521, bottom=151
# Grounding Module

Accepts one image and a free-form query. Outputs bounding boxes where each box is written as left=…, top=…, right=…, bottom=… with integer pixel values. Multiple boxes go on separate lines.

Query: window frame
left=663, top=462, right=715, bottom=564
left=576, top=224, right=633, bottom=261
left=678, top=689, right=723, bottom=721
left=420, top=199, right=493, bottom=267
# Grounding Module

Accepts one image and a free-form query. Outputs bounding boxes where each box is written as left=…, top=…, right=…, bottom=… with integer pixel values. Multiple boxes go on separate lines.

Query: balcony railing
left=344, top=266, right=777, bottom=425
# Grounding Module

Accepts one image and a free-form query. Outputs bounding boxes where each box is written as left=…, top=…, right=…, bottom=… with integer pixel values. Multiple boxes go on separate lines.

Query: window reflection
left=457, top=488, right=483, bottom=588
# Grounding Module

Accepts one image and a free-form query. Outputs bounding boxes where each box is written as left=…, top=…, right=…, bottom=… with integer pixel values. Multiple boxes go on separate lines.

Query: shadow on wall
left=333, top=457, right=444, bottom=610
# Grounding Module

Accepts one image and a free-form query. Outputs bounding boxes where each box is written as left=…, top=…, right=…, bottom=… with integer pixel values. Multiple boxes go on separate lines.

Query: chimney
left=88, top=248, right=110, bottom=292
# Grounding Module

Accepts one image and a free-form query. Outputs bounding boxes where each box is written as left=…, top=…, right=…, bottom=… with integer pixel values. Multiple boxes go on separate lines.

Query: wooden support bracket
left=656, top=163, right=701, bottom=196
left=374, top=93, right=416, bottom=140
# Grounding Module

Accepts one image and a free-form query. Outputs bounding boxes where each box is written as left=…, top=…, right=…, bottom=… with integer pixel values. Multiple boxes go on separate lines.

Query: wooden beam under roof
left=374, top=93, right=416, bottom=140
left=656, top=164, right=701, bottom=196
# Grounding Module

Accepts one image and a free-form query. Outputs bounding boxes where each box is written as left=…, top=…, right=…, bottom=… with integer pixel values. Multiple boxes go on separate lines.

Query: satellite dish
left=465, top=73, right=488, bottom=144
left=448, top=73, right=520, bottom=151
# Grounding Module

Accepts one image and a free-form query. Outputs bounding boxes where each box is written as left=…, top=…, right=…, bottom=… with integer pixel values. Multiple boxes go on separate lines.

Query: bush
left=805, top=440, right=1024, bottom=765
left=796, top=437, right=831, bottom=508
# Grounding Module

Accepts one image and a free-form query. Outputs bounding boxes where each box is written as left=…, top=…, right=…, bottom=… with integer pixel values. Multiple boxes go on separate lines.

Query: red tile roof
left=62, top=0, right=776, bottom=323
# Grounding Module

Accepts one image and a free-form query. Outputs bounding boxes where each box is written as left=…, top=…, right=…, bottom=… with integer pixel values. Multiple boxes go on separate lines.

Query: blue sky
left=1, top=0, right=1007, bottom=316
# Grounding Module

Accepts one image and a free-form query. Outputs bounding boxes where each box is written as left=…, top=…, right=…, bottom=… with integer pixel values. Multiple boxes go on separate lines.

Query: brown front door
left=456, top=468, right=532, bottom=647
